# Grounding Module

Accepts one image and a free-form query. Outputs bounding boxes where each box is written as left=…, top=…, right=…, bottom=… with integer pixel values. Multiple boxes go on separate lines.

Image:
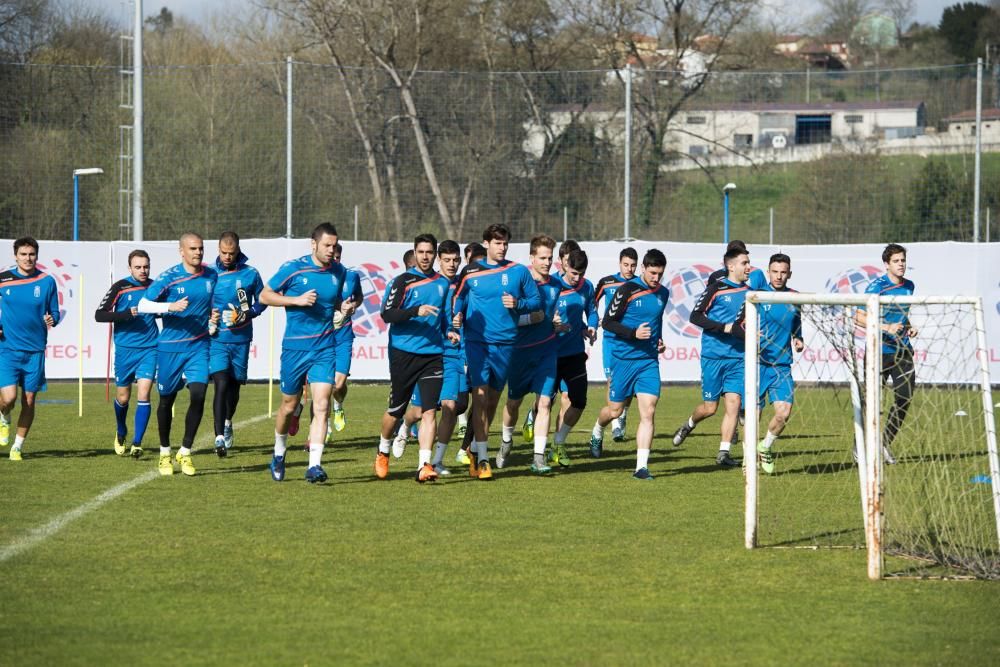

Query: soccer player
left=209, top=231, right=266, bottom=456
left=551, top=248, right=598, bottom=461
left=402, top=249, right=416, bottom=270
left=497, top=235, right=564, bottom=474
left=374, top=234, right=453, bottom=483
left=593, top=246, right=638, bottom=451
left=95, top=249, right=160, bottom=459
left=328, top=242, right=363, bottom=438
left=452, top=223, right=541, bottom=480
left=261, top=223, right=350, bottom=484
left=589, top=249, right=669, bottom=479
left=521, top=238, right=580, bottom=444
left=453, top=242, right=486, bottom=448
left=856, top=243, right=916, bottom=465
left=138, top=233, right=219, bottom=477
left=672, top=241, right=765, bottom=450
left=0, top=237, right=61, bottom=461
left=754, top=253, right=804, bottom=475
left=675, top=245, right=752, bottom=468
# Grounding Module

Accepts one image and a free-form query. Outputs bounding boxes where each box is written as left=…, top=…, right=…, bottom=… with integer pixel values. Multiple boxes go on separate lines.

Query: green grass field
left=1, top=382, right=998, bottom=666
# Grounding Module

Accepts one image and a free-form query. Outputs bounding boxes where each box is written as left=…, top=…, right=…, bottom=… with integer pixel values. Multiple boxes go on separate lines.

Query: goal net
left=743, top=292, right=1000, bottom=580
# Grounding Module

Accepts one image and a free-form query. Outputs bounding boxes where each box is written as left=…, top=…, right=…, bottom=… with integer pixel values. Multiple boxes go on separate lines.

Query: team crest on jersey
left=33, top=286, right=40, bottom=298
left=236, top=279, right=242, bottom=290
left=501, top=273, right=509, bottom=287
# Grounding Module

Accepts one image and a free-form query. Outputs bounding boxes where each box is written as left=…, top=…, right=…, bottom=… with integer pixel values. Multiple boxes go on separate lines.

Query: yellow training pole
left=78, top=273, right=84, bottom=417
left=268, top=306, right=274, bottom=417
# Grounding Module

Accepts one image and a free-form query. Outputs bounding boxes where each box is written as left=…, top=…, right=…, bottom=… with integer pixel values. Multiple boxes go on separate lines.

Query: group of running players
left=0, top=225, right=916, bottom=482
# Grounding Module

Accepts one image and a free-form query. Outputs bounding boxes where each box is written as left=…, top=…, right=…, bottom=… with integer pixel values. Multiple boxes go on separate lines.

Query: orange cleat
left=374, top=451, right=390, bottom=480
left=416, top=463, right=439, bottom=483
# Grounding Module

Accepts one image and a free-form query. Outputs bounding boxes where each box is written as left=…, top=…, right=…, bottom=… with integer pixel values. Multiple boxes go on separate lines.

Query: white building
left=943, top=108, right=1000, bottom=142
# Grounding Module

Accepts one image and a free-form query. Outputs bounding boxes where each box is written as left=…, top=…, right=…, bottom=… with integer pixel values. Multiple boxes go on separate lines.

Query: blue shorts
left=280, top=346, right=336, bottom=396
left=441, top=354, right=469, bottom=403
left=0, top=349, right=46, bottom=393
left=760, top=364, right=794, bottom=405
left=115, top=346, right=157, bottom=387
left=157, top=345, right=210, bottom=395
left=466, top=341, right=514, bottom=392
left=507, top=344, right=558, bottom=401
left=335, top=335, right=354, bottom=378
left=209, top=340, right=250, bottom=382
left=608, top=357, right=660, bottom=402
left=701, top=357, right=744, bottom=402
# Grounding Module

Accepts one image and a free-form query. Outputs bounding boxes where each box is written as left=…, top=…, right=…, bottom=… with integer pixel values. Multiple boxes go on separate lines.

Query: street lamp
left=72, top=168, right=104, bottom=241
left=722, top=182, right=736, bottom=244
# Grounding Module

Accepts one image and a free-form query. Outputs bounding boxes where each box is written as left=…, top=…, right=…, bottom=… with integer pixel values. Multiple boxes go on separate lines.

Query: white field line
left=0, top=413, right=272, bottom=563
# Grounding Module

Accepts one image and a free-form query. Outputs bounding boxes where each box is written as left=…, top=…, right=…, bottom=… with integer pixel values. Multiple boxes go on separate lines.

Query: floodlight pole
left=73, top=168, right=104, bottom=241
left=133, top=0, right=143, bottom=242
left=723, top=183, right=736, bottom=243
left=623, top=63, right=632, bottom=242
left=286, top=55, right=293, bottom=238
left=975, top=57, right=983, bottom=243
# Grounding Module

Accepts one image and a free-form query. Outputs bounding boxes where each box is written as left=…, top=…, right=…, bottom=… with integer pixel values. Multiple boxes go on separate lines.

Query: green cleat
left=114, top=434, right=127, bottom=456
left=530, top=462, right=553, bottom=475
left=332, top=407, right=346, bottom=433
left=9, top=446, right=22, bottom=461
left=551, top=444, right=571, bottom=467
left=522, top=421, right=534, bottom=444
left=0, top=415, right=10, bottom=447
left=757, top=441, right=775, bottom=475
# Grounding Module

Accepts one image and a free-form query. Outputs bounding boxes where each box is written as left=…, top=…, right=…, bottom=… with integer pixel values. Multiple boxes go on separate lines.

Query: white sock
left=432, top=442, right=447, bottom=465
left=763, top=431, right=778, bottom=448
left=224, top=419, right=232, bottom=429
left=13, top=435, right=25, bottom=450
left=533, top=434, right=547, bottom=456
left=458, top=412, right=468, bottom=427
left=0, top=411, right=9, bottom=425
left=159, top=446, right=171, bottom=456
left=309, top=442, right=324, bottom=468
left=274, top=432, right=288, bottom=457
left=554, top=423, right=571, bottom=445
left=178, top=446, right=191, bottom=456
left=592, top=421, right=604, bottom=439
left=636, top=448, right=650, bottom=471
left=333, top=400, right=342, bottom=410
left=397, top=421, right=408, bottom=438
left=501, top=425, right=514, bottom=442
left=379, top=437, right=392, bottom=454
left=720, top=441, right=731, bottom=453
left=418, top=449, right=431, bottom=467
left=687, top=417, right=695, bottom=429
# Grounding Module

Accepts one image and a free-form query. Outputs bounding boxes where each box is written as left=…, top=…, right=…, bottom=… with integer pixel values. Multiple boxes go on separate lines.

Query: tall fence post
left=286, top=56, right=293, bottom=238
left=563, top=206, right=568, bottom=242
left=975, top=57, right=983, bottom=243
left=769, top=207, right=774, bottom=245
left=354, top=205, right=359, bottom=241
left=624, top=63, right=632, bottom=241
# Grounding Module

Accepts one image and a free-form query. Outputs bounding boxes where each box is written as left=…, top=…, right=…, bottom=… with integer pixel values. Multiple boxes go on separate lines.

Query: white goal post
left=743, top=292, right=1000, bottom=580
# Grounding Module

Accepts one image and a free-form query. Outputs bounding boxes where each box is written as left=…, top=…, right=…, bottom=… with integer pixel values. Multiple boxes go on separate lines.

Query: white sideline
left=0, top=413, right=272, bottom=563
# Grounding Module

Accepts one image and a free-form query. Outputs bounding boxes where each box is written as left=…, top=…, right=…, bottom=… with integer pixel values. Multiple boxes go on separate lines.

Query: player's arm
left=138, top=275, right=188, bottom=314
left=602, top=283, right=641, bottom=339
left=748, top=268, right=767, bottom=290
left=259, top=276, right=315, bottom=308
left=792, top=308, right=804, bottom=351
left=451, top=268, right=471, bottom=323
left=381, top=275, right=434, bottom=323
left=514, top=269, right=541, bottom=313
left=45, top=279, right=60, bottom=327
left=248, top=273, right=267, bottom=318
left=689, top=283, right=729, bottom=333
left=94, top=282, right=134, bottom=324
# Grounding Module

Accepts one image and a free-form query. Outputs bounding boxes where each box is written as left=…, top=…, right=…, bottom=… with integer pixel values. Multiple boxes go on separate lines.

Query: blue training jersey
left=452, top=259, right=541, bottom=345
left=381, top=267, right=451, bottom=355
left=335, top=268, right=364, bottom=345
left=267, top=255, right=347, bottom=351
left=95, top=276, right=158, bottom=349
left=145, top=263, right=218, bottom=351
left=0, top=268, right=60, bottom=352
left=443, top=278, right=463, bottom=363
left=213, top=253, right=266, bottom=344
left=864, top=274, right=915, bottom=354
left=758, top=285, right=802, bottom=366
left=690, top=277, right=748, bottom=360
left=556, top=274, right=598, bottom=358
left=595, top=272, right=629, bottom=344
left=516, top=275, right=562, bottom=349
left=602, top=275, right=669, bottom=361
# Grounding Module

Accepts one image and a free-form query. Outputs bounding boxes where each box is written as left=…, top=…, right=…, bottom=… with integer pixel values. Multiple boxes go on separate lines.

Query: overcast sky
left=81, top=0, right=958, bottom=32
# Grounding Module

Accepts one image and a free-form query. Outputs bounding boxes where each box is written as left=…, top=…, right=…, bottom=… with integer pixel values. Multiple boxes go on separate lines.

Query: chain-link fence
left=1, top=61, right=996, bottom=243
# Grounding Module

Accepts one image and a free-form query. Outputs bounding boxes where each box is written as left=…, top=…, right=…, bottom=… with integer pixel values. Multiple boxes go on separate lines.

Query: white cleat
left=392, top=432, right=407, bottom=459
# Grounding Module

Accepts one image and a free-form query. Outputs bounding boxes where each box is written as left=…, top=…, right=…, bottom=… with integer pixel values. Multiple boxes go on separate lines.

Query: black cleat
left=672, top=423, right=693, bottom=447
left=716, top=451, right=740, bottom=468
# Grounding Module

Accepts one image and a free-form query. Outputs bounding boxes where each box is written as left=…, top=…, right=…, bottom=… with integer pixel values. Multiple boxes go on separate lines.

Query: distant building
left=943, top=109, right=1000, bottom=142
left=667, top=101, right=926, bottom=156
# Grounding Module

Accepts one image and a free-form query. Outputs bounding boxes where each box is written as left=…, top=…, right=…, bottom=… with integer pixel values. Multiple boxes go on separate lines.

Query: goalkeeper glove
left=222, top=302, right=248, bottom=327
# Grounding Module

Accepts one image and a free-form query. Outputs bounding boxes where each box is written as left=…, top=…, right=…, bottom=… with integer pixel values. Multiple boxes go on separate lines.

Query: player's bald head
left=179, top=232, right=203, bottom=247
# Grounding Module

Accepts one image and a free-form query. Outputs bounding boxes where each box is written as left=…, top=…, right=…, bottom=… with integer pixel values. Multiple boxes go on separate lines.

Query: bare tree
left=0, top=0, right=51, bottom=61
left=817, top=0, right=871, bottom=38
left=880, top=0, right=915, bottom=36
